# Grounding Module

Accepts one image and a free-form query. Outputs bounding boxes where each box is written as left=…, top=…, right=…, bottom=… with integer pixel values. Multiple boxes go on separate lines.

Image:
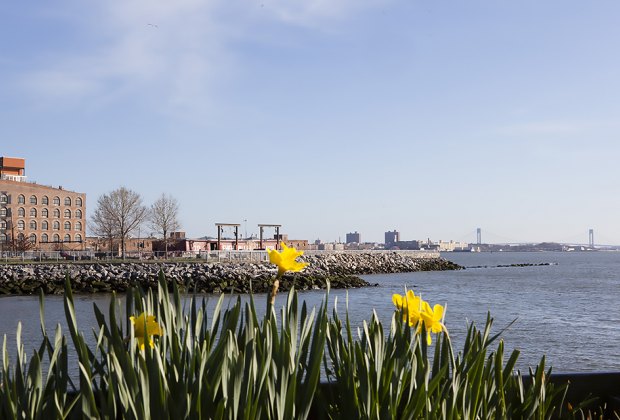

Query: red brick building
left=0, top=157, right=86, bottom=251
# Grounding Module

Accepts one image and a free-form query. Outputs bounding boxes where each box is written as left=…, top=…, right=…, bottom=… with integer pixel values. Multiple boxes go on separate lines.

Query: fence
left=0, top=249, right=440, bottom=263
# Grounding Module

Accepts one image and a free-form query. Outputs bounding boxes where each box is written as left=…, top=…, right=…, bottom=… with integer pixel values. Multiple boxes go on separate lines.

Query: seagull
left=147, top=23, right=159, bottom=28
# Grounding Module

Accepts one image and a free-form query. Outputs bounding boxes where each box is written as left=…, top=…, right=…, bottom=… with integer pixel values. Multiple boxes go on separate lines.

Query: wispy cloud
left=14, top=0, right=386, bottom=116
left=494, top=120, right=608, bottom=137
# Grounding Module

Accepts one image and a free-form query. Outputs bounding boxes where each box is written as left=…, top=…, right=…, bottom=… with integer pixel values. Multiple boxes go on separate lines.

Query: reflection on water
left=1, top=251, right=619, bottom=372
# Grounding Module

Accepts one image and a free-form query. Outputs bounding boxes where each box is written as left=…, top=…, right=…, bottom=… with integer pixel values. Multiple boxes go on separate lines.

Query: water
left=1, top=251, right=619, bottom=373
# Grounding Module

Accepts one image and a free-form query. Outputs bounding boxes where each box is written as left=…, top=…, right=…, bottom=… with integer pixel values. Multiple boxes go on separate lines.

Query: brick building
left=0, top=157, right=86, bottom=251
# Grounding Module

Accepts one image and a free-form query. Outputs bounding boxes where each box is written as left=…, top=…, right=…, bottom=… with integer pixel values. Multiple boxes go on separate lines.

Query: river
left=1, top=251, right=619, bottom=373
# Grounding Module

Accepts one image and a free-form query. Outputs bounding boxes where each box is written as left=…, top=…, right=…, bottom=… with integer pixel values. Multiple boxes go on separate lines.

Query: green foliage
left=0, top=274, right=583, bottom=419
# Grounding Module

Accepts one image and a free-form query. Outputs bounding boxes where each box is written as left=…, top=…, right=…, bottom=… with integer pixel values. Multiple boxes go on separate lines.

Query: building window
left=75, top=221, right=82, bottom=231
left=0, top=194, right=7, bottom=204
left=0, top=207, right=6, bottom=217
left=30, top=195, right=37, bottom=205
left=42, top=221, right=48, bottom=230
left=17, top=233, right=25, bottom=241
left=0, top=233, right=6, bottom=242
left=29, top=233, right=36, bottom=243
left=30, top=208, right=37, bottom=217
left=64, top=209, right=71, bottom=218
left=53, top=234, right=60, bottom=242
left=53, top=209, right=60, bottom=218
left=75, top=233, right=83, bottom=242
left=64, top=197, right=71, bottom=206
left=0, top=221, right=5, bottom=229
left=53, top=221, right=60, bottom=230
left=18, top=207, right=25, bottom=217
left=30, top=220, right=37, bottom=230
left=76, top=197, right=83, bottom=207
left=64, top=221, right=71, bottom=230
left=18, top=195, right=25, bottom=204
left=76, top=209, right=83, bottom=219
left=42, top=233, right=48, bottom=243
left=17, top=220, right=25, bottom=230
left=42, top=196, right=49, bottom=205
left=53, top=196, right=60, bottom=205
left=42, top=208, right=48, bottom=218
left=64, top=234, right=71, bottom=242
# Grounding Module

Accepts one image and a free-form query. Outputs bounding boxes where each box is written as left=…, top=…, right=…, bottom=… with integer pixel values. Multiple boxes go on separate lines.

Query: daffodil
left=130, top=312, right=162, bottom=350
left=392, top=290, right=423, bottom=328
left=393, top=291, right=447, bottom=345
left=267, top=242, right=309, bottom=277
left=419, top=300, right=446, bottom=345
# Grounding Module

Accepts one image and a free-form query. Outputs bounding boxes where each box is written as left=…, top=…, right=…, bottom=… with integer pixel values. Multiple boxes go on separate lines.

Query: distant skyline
left=2, top=1, right=620, bottom=244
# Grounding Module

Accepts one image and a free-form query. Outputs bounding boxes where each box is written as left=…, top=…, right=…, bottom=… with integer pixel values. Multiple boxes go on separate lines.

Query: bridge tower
left=589, top=229, right=594, bottom=248
left=476, top=228, right=482, bottom=245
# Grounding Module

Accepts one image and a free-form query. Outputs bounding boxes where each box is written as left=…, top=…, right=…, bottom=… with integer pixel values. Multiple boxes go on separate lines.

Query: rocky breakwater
left=0, top=253, right=462, bottom=295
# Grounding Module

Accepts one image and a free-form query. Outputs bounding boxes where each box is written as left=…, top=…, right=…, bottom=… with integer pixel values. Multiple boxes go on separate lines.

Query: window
left=42, top=233, right=48, bottom=242
left=53, top=209, right=60, bottom=218
left=0, top=207, right=6, bottom=217
left=42, top=208, right=48, bottom=218
left=29, top=233, right=36, bottom=243
left=64, top=234, right=71, bottom=242
left=42, top=196, right=49, bottom=205
left=17, top=233, right=25, bottom=241
left=30, top=208, right=37, bottom=217
left=53, top=221, right=60, bottom=230
left=0, top=194, right=7, bottom=204
left=53, top=234, right=60, bottom=242
left=18, top=207, right=25, bottom=217
left=53, top=196, right=60, bottom=205
left=64, top=221, right=71, bottom=230
left=30, top=220, right=37, bottom=230
left=17, top=220, right=25, bottom=230
left=75, top=221, right=82, bottom=231
left=18, top=194, right=25, bottom=204
left=30, top=195, right=37, bottom=205
left=64, top=209, right=71, bottom=218
left=0, top=233, right=6, bottom=242
left=75, top=233, right=83, bottom=242
left=42, top=221, right=48, bottom=230
left=76, top=197, right=83, bottom=207
left=0, top=221, right=5, bottom=229
left=64, top=197, right=71, bottom=206
left=75, top=209, right=83, bottom=219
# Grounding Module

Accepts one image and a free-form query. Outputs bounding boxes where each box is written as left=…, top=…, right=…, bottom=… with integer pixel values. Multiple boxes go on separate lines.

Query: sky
left=1, top=0, right=620, bottom=245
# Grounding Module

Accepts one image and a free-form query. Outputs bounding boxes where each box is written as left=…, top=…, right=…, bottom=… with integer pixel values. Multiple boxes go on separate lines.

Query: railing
left=0, top=249, right=441, bottom=263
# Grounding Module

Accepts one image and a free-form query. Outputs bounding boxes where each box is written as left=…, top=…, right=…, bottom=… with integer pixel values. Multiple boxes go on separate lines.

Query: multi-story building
left=346, top=231, right=361, bottom=244
left=0, top=156, right=86, bottom=251
left=384, top=230, right=400, bottom=247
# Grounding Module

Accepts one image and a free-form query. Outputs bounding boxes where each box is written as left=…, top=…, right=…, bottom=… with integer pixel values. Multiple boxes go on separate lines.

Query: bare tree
left=149, top=193, right=180, bottom=256
left=91, top=187, right=148, bottom=258
left=90, top=202, right=117, bottom=253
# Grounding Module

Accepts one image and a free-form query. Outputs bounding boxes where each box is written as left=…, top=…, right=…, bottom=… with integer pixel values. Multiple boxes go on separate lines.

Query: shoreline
left=0, top=252, right=462, bottom=295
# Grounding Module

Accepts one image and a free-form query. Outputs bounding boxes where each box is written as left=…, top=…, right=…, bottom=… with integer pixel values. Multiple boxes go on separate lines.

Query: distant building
left=346, top=231, right=361, bottom=244
left=385, top=230, right=400, bottom=247
left=437, top=240, right=469, bottom=252
left=392, top=240, right=420, bottom=250
left=1, top=156, right=86, bottom=251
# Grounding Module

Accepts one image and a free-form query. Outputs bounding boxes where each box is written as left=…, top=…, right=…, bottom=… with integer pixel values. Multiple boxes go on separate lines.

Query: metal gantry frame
left=258, top=224, right=282, bottom=250
left=215, top=223, right=241, bottom=250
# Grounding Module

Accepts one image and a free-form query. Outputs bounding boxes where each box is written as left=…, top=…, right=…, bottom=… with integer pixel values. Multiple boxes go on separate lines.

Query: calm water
left=1, top=251, right=619, bottom=373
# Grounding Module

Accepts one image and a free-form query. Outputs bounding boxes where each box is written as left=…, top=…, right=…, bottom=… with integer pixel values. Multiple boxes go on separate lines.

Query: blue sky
left=2, top=0, right=619, bottom=244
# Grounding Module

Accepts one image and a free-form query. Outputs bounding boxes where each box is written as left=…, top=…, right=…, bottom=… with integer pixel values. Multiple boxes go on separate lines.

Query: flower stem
left=269, top=278, right=280, bottom=306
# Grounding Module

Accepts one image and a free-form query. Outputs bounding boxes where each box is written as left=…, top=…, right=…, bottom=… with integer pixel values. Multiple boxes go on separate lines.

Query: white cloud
left=16, top=0, right=387, bottom=115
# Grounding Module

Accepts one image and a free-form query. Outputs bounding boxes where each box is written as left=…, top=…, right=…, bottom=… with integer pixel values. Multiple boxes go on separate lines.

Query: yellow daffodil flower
left=130, top=312, right=162, bottom=350
left=392, top=290, right=423, bottom=328
left=419, top=301, right=446, bottom=345
left=267, top=242, right=309, bottom=277
left=393, top=291, right=447, bottom=345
